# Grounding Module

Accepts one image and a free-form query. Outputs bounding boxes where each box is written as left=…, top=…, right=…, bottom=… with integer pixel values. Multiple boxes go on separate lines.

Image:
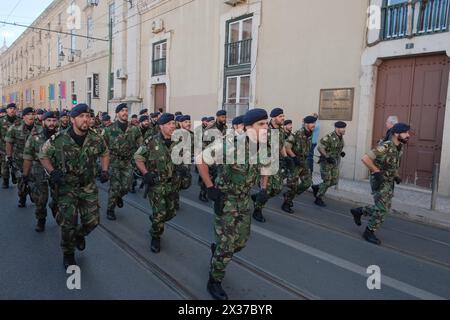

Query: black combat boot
left=314, top=197, right=326, bottom=207
left=63, top=253, right=77, bottom=270
left=106, top=209, right=116, bottom=221
left=18, top=196, right=26, bottom=208
left=252, top=208, right=266, bottom=223
left=151, top=238, right=160, bottom=253
left=312, top=185, right=319, bottom=198
left=75, top=235, right=86, bottom=251
left=2, top=179, right=9, bottom=189
left=207, top=274, right=228, bottom=300
left=281, top=201, right=294, bottom=214
left=11, top=174, right=17, bottom=185
left=49, top=202, right=58, bottom=219
left=350, top=208, right=363, bottom=226
left=363, top=227, right=381, bottom=245
left=130, top=181, right=137, bottom=194
left=116, top=197, right=124, bottom=208
left=35, top=218, right=46, bottom=232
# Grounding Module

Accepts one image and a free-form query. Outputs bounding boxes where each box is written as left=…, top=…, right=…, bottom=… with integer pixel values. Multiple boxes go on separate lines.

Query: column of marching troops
left=0, top=102, right=411, bottom=300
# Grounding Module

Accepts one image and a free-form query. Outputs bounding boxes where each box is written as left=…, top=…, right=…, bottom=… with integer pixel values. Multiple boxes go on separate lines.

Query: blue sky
left=0, top=0, right=54, bottom=47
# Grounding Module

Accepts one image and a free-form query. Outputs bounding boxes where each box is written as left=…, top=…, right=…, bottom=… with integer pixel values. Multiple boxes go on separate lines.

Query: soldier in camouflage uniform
left=134, top=113, right=179, bottom=254
left=102, top=103, right=143, bottom=220
left=0, top=103, right=19, bottom=188
left=350, top=123, right=410, bottom=245
left=145, top=112, right=160, bottom=140
left=131, top=115, right=151, bottom=193
left=0, top=108, right=5, bottom=119
left=23, top=112, right=58, bottom=232
left=231, top=115, right=245, bottom=136
left=58, top=111, right=71, bottom=132
left=130, top=114, right=139, bottom=127
left=101, top=114, right=112, bottom=129
left=199, top=111, right=228, bottom=203
left=197, top=108, right=270, bottom=300
left=5, top=107, right=36, bottom=207
left=172, top=115, right=194, bottom=210
left=282, top=116, right=317, bottom=213
left=252, top=108, right=288, bottom=223
left=283, top=119, right=293, bottom=141
left=39, top=103, right=110, bottom=269
left=312, top=121, right=347, bottom=207
left=35, top=109, right=44, bottom=129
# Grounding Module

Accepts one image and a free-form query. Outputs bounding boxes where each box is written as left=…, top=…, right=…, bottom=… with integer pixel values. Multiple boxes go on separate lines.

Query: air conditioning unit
left=224, top=0, right=246, bottom=6
left=151, top=19, right=164, bottom=34
left=116, top=68, right=128, bottom=79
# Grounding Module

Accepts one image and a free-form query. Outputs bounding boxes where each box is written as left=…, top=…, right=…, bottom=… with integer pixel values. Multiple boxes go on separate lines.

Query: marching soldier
left=282, top=116, right=317, bottom=213
left=231, top=115, right=245, bottom=135
left=101, top=114, right=112, bottom=129
left=130, top=115, right=151, bottom=194
left=39, top=103, right=110, bottom=269
left=350, top=123, right=410, bottom=245
left=173, top=115, right=194, bottom=210
left=283, top=119, right=293, bottom=141
left=130, top=114, right=139, bottom=127
left=0, top=108, right=5, bottom=119
left=134, top=113, right=179, bottom=253
left=22, top=111, right=58, bottom=232
left=252, top=108, right=288, bottom=223
left=198, top=111, right=228, bottom=203
left=312, top=121, right=347, bottom=207
left=139, top=108, right=149, bottom=117
left=0, top=103, right=19, bottom=188
left=102, top=103, right=143, bottom=221
left=197, top=108, right=269, bottom=300
left=58, top=111, right=71, bottom=131
left=35, top=109, right=44, bottom=129
left=5, top=107, right=36, bottom=207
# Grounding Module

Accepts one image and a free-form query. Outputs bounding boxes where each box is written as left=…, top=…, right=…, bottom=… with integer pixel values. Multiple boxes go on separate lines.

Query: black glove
left=176, top=166, right=188, bottom=178
left=143, top=172, right=157, bottom=186
left=207, top=186, right=223, bottom=202
left=99, top=170, right=109, bottom=184
left=326, top=157, right=337, bottom=165
left=340, top=152, right=346, bottom=158
left=7, top=156, right=13, bottom=168
left=255, top=189, right=269, bottom=205
left=394, top=176, right=402, bottom=185
left=282, top=157, right=294, bottom=170
left=22, top=175, right=30, bottom=184
left=50, top=169, right=64, bottom=186
left=371, top=171, right=384, bottom=191
left=292, top=156, right=302, bottom=166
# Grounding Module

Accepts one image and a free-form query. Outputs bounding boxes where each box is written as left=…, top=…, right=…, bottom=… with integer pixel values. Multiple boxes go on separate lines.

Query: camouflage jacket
left=102, top=121, right=143, bottom=162
left=39, top=128, right=109, bottom=189
left=0, top=116, right=20, bottom=153
left=144, top=122, right=160, bottom=140
left=286, top=127, right=312, bottom=161
left=23, top=127, right=48, bottom=180
left=5, top=121, right=34, bottom=164
left=269, top=121, right=285, bottom=155
left=173, top=129, right=194, bottom=163
left=203, top=121, right=228, bottom=148
left=367, top=139, right=403, bottom=180
left=134, top=133, right=177, bottom=192
left=318, top=131, right=344, bottom=160
left=204, top=133, right=265, bottom=196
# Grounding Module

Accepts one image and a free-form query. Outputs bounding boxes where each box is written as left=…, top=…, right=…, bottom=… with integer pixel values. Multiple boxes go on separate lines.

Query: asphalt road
left=1, top=176, right=450, bottom=300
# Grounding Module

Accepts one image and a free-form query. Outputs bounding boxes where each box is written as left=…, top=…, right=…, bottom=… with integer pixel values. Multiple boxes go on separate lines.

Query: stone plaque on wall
left=319, top=88, right=354, bottom=121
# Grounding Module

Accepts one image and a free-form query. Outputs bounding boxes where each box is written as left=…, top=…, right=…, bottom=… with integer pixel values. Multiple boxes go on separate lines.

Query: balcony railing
left=383, top=1, right=409, bottom=39
left=416, top=0, right=450, bottom=34
left=152, top=58, right=166, bottom=76
left=381, top=0, right=450, bottom=40
left=225, top=39, right=252, bottom=68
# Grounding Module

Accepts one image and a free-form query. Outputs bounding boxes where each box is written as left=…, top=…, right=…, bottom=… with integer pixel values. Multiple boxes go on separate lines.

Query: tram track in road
left=98, top=185, right=315, bottom=300
left=97, top=223, right=199, bottom=300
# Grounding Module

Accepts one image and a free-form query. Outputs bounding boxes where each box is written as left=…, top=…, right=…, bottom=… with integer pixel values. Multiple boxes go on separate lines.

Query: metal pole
left=430, top=163, right=440, bottom=211
left=106, top=18, right=113, bottom=114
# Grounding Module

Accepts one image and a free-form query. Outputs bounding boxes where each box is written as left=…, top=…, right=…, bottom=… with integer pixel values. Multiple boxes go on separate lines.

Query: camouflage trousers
left=211, top=193, right=251, bottom=282
left=55, top=183, right=100, bottom=255
left=284, top=165, right=313, bottom=204
left=361, top=177, right=394, bottom=232
left=1, top=157, right=10, bottom=182
left=107, top=159, right=133, bottom=210
left=316, top=162, right=339, bottom=198
left=254, top=172, right=284, bottom=210
left=29, top=178, right=49, bottom=220
left=148, top=185, right=177, bottom=239
left=174, top=165, right=192, bottom=208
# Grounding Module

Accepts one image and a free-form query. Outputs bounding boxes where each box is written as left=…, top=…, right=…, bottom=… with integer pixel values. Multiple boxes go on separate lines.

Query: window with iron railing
left=225, top=17, right=252, bottom=68
left=381, top=0, right=450, bottom=40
